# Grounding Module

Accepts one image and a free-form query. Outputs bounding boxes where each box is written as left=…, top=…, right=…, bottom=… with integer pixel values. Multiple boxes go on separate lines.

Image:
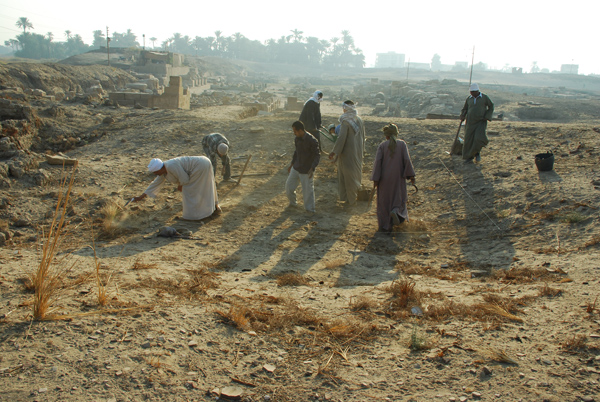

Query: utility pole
left=143, top=34, right=145, bottom=50
left=106, top=26, right=111, bottom=67
left=468, top=46, right=475, bottom=86
left=406, top=58, right=410, bottom=82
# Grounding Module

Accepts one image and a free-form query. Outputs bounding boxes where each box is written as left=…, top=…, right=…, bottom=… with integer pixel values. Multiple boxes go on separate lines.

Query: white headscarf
left=148, top=158, right=164, bottom=172
left=306, top=90, right=323, bottom=104
left=469, top=83, right=480, bottom=92
left=339, top=102, right=360, bottom=133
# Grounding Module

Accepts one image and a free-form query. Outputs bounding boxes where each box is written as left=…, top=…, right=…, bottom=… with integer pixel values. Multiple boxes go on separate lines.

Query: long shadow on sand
left=445, top=158, right=516, bottom=272
left=228, top=196, right=352, bottom=278
left=332, top=230, right=405, bottom=287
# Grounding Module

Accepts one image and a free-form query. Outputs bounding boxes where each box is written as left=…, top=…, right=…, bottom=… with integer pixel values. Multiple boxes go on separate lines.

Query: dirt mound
left=0, top=62, right=136, bottom=93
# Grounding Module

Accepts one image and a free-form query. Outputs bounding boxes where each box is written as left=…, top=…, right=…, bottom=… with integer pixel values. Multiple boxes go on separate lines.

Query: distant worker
left=299, top=90, right=323, bottom=151
left=328, top=100, right=366, bottom=207
left=201, top=133, right=231, bottom=181
left=286, top=121, right=320, bottom=213
left=460, top=83, right=494, bottom=163
left=132, top=156, right=221, bottom=220
left=370, top=124, right=415, bottom=233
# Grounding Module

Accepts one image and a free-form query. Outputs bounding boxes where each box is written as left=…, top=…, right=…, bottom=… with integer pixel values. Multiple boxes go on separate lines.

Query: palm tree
left=16, top=17, right=34, bottom=34
left=46, top=32, right=54, bottom=58
left=64, top=30, right=72, bottom=40
left=290, top=29, right=303, bottom=42
left=214, top=30, right=222, bottom=51
left=340, top=30, right=354, bottom=50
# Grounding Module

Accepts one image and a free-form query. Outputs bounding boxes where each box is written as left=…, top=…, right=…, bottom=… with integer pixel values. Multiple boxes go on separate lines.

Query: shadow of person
left=445, top=158, right=516, bottom=274
left=332, top=230, right=403, bottom=287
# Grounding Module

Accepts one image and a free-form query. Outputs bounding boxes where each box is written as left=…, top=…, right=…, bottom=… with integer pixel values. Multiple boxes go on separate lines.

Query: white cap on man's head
left=469, top=83, right=480, bottom=92
left=148, top=158, right=163, bottom=172
left=217, top=143, right=229, bottom=155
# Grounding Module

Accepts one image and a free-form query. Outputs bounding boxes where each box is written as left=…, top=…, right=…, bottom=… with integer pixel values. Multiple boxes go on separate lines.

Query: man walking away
left=286, top=121, right=320, bottom=213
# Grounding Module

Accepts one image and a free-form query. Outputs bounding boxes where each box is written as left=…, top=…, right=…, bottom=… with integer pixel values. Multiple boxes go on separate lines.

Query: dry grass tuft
left=215, top=304, right=251, bottom=331
left=200, top=256, right=238, bottom=271
left=561, top=334, right=588, bottom=351
left=408, top=326, right=432, bottom=351
left=491, top=266, right=552, bottom=284
left=139, top=267, right=220, bottom=299
left=487, top=348, right=518, bottom=364
left=586, top=297, right=598, bottom=314
left=19, top=276, right=36, bottom=293
left=131, top=259, right=158, bottom=270
left=98, top=200, right=131, bottom=239
left=90, top=238, right=111, bottom=307
left=538, top=283, right=563, bottom=297
left=275, top=272, right=310, bottom=287
left=580, top=235, right=600, bottom=250
left=349, top=295, right=377, bottom=312
left=186, top=267, right=219, bottom=293
left=385, top=278, right=420, bottom=313
left=31, top=164, right=77, bottom=320
left=324, top=318, right=378, bottom=340
left=478, top=304, right=524, bottom=323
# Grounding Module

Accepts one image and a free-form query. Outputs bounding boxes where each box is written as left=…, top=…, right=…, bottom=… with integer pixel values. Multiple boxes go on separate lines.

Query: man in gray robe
left=329, top=100, right=365, bottom=207
left=132, top=156, right=220, bottom=220
left=370, top=124, right=415, bottom=232
left=460, top=83, right=494, bottom=163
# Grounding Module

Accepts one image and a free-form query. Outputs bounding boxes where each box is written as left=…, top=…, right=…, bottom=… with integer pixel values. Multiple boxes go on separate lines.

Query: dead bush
left=216, top=304, right=251, bottom=331
left=131, top=259, right=158, bottom=270
left=138, top=268, right=219, bottom=298
left=538, top=283, right=563, bottom=297
left=97, top=200, right=131, bottom=239
left=491, top=266, right=552, bottom=283
left=349, top=295, right=377, bottom=312
left=561, top=334, right=588, bottom=351
left=275, top=272, right=310, bottom=287
left=385, top=278, right=420, bottom=312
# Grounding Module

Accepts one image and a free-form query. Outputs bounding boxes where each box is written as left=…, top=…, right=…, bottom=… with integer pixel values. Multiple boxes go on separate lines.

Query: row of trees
left=5, top=17, right=365, bottom=67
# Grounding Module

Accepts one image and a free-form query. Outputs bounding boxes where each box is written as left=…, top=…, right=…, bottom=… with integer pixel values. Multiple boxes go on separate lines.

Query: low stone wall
left=108, top=92, right=153, bottom=107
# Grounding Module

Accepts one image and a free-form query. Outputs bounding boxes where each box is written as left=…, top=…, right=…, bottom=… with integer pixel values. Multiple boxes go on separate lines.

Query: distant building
left=512, top=67, right=523, bottom=74
left=407, top=62, right=431, bottom=71
left=375, top=52, right=405, bottom=68
left=452, top=61, right=469, bottom=70
left=560, top=64, right=579, bottom=74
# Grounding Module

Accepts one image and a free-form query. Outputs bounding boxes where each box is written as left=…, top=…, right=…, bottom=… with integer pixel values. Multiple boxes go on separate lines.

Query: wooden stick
left=450, top=121, right=462, bottom=155
left=236, top=155, right=252, bottom=186
left=230, top=172, right=269, bottom=178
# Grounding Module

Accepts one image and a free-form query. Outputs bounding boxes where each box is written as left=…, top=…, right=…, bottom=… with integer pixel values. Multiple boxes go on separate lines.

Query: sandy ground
left=1, top=89, right=600, bottom=402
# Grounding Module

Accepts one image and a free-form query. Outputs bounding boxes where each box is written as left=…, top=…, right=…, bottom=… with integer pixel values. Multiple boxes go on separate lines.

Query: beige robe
left=144, top=156, right=217, bottom=220
left=331, top=117, right=365, bottom=204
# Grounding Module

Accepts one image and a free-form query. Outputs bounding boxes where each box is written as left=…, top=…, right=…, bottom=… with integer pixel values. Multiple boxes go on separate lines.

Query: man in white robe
left=132, top=156, right=220, bottom=220
left=328, top=100, right=366, bottom=206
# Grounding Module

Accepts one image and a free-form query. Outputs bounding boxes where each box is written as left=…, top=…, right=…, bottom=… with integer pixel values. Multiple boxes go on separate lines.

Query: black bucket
left=535, top=152, right=554, bottom=172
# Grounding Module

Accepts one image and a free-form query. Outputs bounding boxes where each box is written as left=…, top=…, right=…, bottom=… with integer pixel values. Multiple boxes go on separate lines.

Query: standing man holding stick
left=460, top=83, right=494, bottom=163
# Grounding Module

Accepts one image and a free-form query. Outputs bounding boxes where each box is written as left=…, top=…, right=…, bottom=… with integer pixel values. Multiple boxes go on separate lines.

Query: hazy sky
left=1, top=0, right=598, bottom=74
